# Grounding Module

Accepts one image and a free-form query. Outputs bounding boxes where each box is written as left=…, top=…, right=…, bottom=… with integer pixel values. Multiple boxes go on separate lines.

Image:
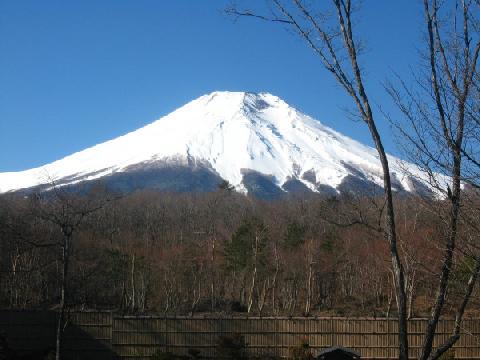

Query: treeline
left=0, top=187, right=478, bottom=317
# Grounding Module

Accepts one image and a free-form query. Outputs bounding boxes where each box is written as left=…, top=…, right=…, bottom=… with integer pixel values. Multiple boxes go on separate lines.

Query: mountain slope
left=0, top=91, right=429, bottom=197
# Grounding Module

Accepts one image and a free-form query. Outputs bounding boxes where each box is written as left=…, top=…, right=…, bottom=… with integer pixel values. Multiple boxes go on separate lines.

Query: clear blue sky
left=0, top=1, right=424, bottom=172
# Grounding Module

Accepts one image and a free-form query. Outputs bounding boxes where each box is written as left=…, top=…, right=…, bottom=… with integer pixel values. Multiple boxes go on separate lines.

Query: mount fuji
left=0, top=91, right=430, bottom=199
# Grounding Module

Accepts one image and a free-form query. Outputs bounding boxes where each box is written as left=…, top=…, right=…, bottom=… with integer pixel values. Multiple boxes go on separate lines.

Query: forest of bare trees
left=1, top=188, right=478, bottom=321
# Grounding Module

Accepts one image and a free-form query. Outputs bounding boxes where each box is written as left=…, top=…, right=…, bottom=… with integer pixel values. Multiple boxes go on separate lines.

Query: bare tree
left=31, top=185, right=111, bottom=360
left=385, top=0, right=480, bottom=358
left=226, top=1, right=409, bottom=357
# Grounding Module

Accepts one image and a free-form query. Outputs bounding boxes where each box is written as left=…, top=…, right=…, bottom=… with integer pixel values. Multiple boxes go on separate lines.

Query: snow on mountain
left=0, top=91, right=430, bottom=196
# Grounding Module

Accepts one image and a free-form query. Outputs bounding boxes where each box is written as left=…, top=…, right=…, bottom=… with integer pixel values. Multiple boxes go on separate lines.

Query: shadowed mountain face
left=0, top=91, right=436, bottom=198
left=25, top=167, right=387, bottom=200
left=282, top=178, right=312, bottom=194
left=49, top=167, right=223, bottom=195
left=103, top=166, right=224, bottom=193
left=14, top=164, right=224, bottom=196
left=12, top=163, right=425, bottom=201
left=242, top=170, right=285, bottom=200
left=337, top=174, right=383, bottom=197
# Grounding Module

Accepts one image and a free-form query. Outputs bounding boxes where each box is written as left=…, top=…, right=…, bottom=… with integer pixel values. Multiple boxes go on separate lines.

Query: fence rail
left=1, top=311, right=479, bottom=359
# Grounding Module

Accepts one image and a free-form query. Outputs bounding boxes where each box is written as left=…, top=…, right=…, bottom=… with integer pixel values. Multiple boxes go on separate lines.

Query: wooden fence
left=1, top=311, right=480, bottom=359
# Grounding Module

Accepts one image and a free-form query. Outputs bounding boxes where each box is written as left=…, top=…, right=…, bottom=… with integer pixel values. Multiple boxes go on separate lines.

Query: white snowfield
left=0, top=91, right=430, bottom=194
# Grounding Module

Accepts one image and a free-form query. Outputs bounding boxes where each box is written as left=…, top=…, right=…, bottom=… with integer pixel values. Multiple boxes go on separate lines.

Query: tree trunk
left=131, top=253, right=136, bottom=312
left=429, top=259, right=480, bottom=359
left=271, top=246, right=279, bottom=315
left=56, top=235, right=70, bottom=360
left=211, top=235, right=216, bottom=311
left=420, top=155, right=462, bottom=360
left=305, top=260, right=313, bottom=316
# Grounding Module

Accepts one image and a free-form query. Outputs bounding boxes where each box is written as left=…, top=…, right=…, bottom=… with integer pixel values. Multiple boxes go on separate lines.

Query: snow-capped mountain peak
left=0, top=91, right=428, bottom=197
